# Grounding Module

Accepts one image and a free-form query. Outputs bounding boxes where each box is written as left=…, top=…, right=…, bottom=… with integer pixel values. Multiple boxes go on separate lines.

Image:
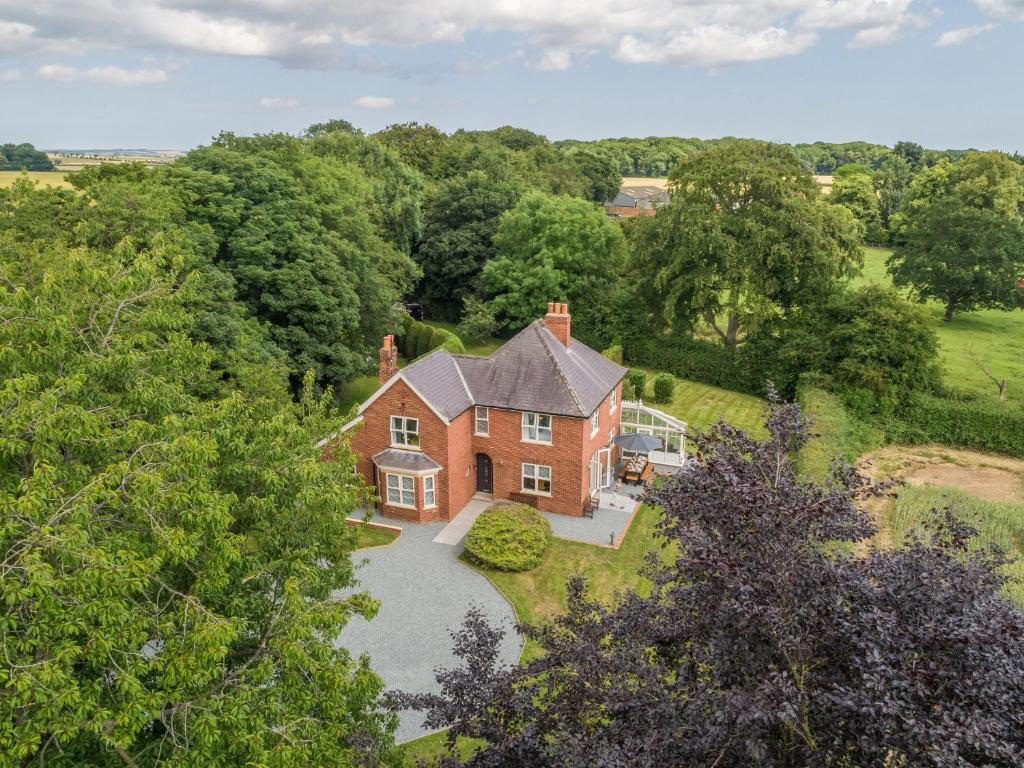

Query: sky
left=0, top=0, right=1021, bottom=152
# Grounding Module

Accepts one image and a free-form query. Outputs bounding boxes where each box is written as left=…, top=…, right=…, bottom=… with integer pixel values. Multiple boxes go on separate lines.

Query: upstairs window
left=475, top=406, right=489, bottom=436
left=590, top=410, right=600, bottom=436
left=390, top=416, right=419, bottom=448
left=609, top=389, right=617, bottom=412
left=522, top=412, right=552, bottom=444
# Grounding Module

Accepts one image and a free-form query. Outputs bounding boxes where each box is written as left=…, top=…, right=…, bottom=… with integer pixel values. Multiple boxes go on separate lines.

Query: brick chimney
left=543, top=302, right=571, bottom=348
left=378, top=335, right=398, bottom=385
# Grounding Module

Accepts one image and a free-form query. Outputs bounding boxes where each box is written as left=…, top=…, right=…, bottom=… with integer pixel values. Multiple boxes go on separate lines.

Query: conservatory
left=619, top=400, right=687, bottom=467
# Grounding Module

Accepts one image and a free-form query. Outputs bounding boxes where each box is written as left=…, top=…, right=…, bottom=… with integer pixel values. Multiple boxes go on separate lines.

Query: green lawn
left=351, top=523, right=399, bottom=550
left=425, top=320, right=505, bottom=356
left=852, top=247, right=1024, bottom=407
left=638, top=370, right=767, bottom=437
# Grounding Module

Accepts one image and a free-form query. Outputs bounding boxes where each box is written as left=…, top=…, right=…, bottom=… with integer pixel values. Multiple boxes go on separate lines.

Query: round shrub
left=652, top=372, right=675, bottom=402
left=465, top=503, right=552, bottom=572
left=627, top=368, right=646, bottom=399
left=439, top=332, right=467, bottom=355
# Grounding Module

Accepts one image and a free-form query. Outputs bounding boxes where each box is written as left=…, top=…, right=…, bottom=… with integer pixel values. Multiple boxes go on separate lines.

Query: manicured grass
left=0, top=170, right=74, bottom=189
left=464, top=504, right=668, bottom=660
left=884, top=483, right=1024, bottom=603
left=336, top=375, right=380, bottom=415
left=351, top=523, right=399, bottom=550
left=637, top=370, right=767, bottom=437
left=797, top=386, right=884, bottom=481
left=400, top=730, right=485, bottom=765
left=852, top=247, right=1024, bottom=407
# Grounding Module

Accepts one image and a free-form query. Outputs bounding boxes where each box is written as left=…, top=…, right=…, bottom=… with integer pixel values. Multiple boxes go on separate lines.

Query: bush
left=428, top=327, right=447, bottom=353
left=626, top=368, right=646, bottom=399
left=410, top=322, right=433, bottom=358
left=602, top=344, right=623, bottom=364
left=893, top=392, right=1024, bottom=458
left=458, top=297, right=499, bottom=341
left=652, top=373, right=675, bottom=402
left=464, top=503, right=552, bottom=572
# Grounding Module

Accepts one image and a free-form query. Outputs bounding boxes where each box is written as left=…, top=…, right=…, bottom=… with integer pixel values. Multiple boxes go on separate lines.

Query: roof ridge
left=450, top=354, right=475, bottom=405
left=533, top=322, right=586, bottom=416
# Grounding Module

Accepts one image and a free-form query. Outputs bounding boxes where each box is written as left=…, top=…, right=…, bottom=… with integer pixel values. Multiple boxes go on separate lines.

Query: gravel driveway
left=334, top=519, right=522, bottom=743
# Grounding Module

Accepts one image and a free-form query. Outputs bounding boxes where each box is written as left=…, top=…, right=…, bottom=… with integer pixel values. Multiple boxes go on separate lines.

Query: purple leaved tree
left=391, top=397, right=1024, bottom=767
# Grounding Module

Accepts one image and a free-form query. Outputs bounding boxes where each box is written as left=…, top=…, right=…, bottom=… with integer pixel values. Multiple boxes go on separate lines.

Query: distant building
left=605, top=184, right=670, bottom=218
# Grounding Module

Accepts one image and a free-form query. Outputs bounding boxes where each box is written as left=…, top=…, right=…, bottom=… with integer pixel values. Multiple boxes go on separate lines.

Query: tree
left=632, top=141, right=863, bottom=346
left=830, top=171, right=882, bottom=242
left=566, top=148, right=622, bottom=203
left=889, top=151, right=1024, bottom=321
left=457, top=295, right=500, bottom=341
left=0, top=142, right=54, bottom=171
left=374, top=122, right=449, bottom=177
left=894, top=139, right=926, bottom=170
left=0, top=240, right=399, bottom=767
left=415, top=171, right=521, bottom=321
left=874, top=153, right=914, bottom=228
left=481, top=192, right=627, bottom=329
left=393, top=401, right=1024, bottom=768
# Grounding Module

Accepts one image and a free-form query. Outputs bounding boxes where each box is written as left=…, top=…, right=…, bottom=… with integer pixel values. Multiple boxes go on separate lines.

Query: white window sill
left=521, top=438, right=553, bottom=446
left=390, top=443, right=422, bottom=451
left=474, top=431, right=489, bottom=438
left=521, top=488, right=552, bottom=497
left=384, top=500, right=417, bottom=510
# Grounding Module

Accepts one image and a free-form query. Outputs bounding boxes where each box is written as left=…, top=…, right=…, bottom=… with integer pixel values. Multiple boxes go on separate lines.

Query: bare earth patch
left=856, top=445, right=1024, bottom=551
left=860, top=445, right=1024, bottom=503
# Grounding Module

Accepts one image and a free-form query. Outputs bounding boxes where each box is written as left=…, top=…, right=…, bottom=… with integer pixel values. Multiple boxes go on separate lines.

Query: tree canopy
left=480, top=192, right=627, bottom=330
left=394, top=401, right=1024, bottom=767
left=0, top=235, right=398, bottom=767
left=632, top=140, right=863, bottom=346
left=1, top=142, right=53, bottom=171
left=889, top=151, right=1024, bottom=321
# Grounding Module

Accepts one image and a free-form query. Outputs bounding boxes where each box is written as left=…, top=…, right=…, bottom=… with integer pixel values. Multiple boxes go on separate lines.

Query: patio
left=541, top=483, right=646, bottom=547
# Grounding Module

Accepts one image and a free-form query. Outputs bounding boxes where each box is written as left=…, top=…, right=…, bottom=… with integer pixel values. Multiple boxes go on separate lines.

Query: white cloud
left=36, top=63, right=170, bottom=85
left=0, top=0, right=928, bottom=72
left=973, top=0, right=1024, bottom=21
left=848, top=23, right=905, bottom=47
left=259, top=96, right=299, bottom=108
left=354, top=95, right=394, bottom=109
left=935, top=23, right=996, bottom=46
left=0, top=68, right=22, bottom=81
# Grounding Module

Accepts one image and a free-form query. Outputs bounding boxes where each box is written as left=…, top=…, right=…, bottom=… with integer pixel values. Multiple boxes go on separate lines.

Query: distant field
left=621, top=176, right=669, bottom=188
left=0, top=170, right=74, bottom=189
left=852, top=247, right=1024, bottom=406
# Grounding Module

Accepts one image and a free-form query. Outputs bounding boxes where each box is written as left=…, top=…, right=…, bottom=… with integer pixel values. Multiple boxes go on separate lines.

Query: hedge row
left=397, top=320, right=466, bottom=359
left=893, top=393, right=1024, bottom=459
left=624, top=333, right=796, bottom=398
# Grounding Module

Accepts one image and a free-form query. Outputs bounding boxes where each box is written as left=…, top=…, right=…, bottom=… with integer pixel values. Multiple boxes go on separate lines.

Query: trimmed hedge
left=464, top=503, right=552, bottom=572
left=601, top=344, right=624, bottom=364
left=893, top=392, right=1024, bottom=458
left=626, top=332, right=794, bottom=399
left=626, top=369, right=646, bottom=400
left=652, top=373, right=675, bottom=402
left=400, top=321, right=467, bottom=359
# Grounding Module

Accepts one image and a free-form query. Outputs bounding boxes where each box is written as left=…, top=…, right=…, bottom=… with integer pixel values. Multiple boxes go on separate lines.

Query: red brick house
left=338, top=303, right=627, bottom=523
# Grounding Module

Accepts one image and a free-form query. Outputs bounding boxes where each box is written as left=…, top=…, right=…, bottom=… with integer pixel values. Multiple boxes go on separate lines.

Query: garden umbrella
left=613, top=432, right=663, bottom=453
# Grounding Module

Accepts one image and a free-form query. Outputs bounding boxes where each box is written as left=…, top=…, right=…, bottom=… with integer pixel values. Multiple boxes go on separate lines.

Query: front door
left=475, top=453, right=493, bottom=493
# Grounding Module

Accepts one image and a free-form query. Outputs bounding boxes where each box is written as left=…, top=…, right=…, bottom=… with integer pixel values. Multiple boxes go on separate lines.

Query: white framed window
left=385, top=473, right=416, bottom=508
left=474, top=406, right=489, bottom=436
left=609, top=389, right=617, bottom=412
left=609, top=428, right=616, bottom=445
left=423, top=475, right=436, bottom=508
left=590, top=410, right=600, bottom=437
left=522, top=412, right=552, bottom=444
left=390, top=416, right=420, bottom=448
left=522, top=463, right=552, bottom=495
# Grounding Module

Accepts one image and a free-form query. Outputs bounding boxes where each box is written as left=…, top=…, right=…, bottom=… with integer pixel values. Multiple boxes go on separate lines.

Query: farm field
left=0, top=170, right=74, bottom=189
left=860, top=444, right=1024, bottom=602
left=852, top=247, right=1024, bottom=406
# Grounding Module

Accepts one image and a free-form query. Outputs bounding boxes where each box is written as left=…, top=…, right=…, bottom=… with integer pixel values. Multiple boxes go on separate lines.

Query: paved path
left=432, top=498, right=489, bottom=545
left=334, top=519, right=522, bottom=743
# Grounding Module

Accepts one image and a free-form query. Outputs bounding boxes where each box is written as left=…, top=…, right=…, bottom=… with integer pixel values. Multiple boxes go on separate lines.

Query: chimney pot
left=542, top=300, right=572, bottom=347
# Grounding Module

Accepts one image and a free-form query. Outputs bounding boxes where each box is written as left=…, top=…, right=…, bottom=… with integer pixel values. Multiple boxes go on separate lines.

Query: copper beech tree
left=394, top=397, right=1024, bottom=767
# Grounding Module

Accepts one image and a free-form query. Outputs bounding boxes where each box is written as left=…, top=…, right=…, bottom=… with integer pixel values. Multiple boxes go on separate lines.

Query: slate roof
left=394, top=320, right=626, bottom=419
left=610, top=186, right=670, bottom=208
left=371, top=448, right=442, bottom=473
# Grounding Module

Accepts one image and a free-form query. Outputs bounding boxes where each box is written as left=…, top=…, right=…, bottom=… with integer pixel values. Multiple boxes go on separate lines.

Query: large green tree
left=632, top=140, right=863, bottom=346
left=415, top=170, right=522, bottom=321
left=481, top=192, right=627, bottom=330
left=889, top=151, right=1024, bottom=321
left=830, top=171, right=883, bottom=243
left=0, top=239, right=397, bottom=767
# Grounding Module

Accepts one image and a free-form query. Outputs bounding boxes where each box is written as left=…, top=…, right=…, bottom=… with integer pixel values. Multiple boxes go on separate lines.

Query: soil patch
left=860, top=445, right=1024, bottom=503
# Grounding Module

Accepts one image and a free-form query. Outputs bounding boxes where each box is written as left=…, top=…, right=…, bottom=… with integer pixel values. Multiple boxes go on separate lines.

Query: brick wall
left=348, top=378, right=459, bottom=523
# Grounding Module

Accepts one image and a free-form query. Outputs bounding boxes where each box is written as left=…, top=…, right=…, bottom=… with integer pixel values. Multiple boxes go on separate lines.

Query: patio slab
left=334, top=518, right=522, bottom=743
left=541, top=487, right=643, bottom=547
